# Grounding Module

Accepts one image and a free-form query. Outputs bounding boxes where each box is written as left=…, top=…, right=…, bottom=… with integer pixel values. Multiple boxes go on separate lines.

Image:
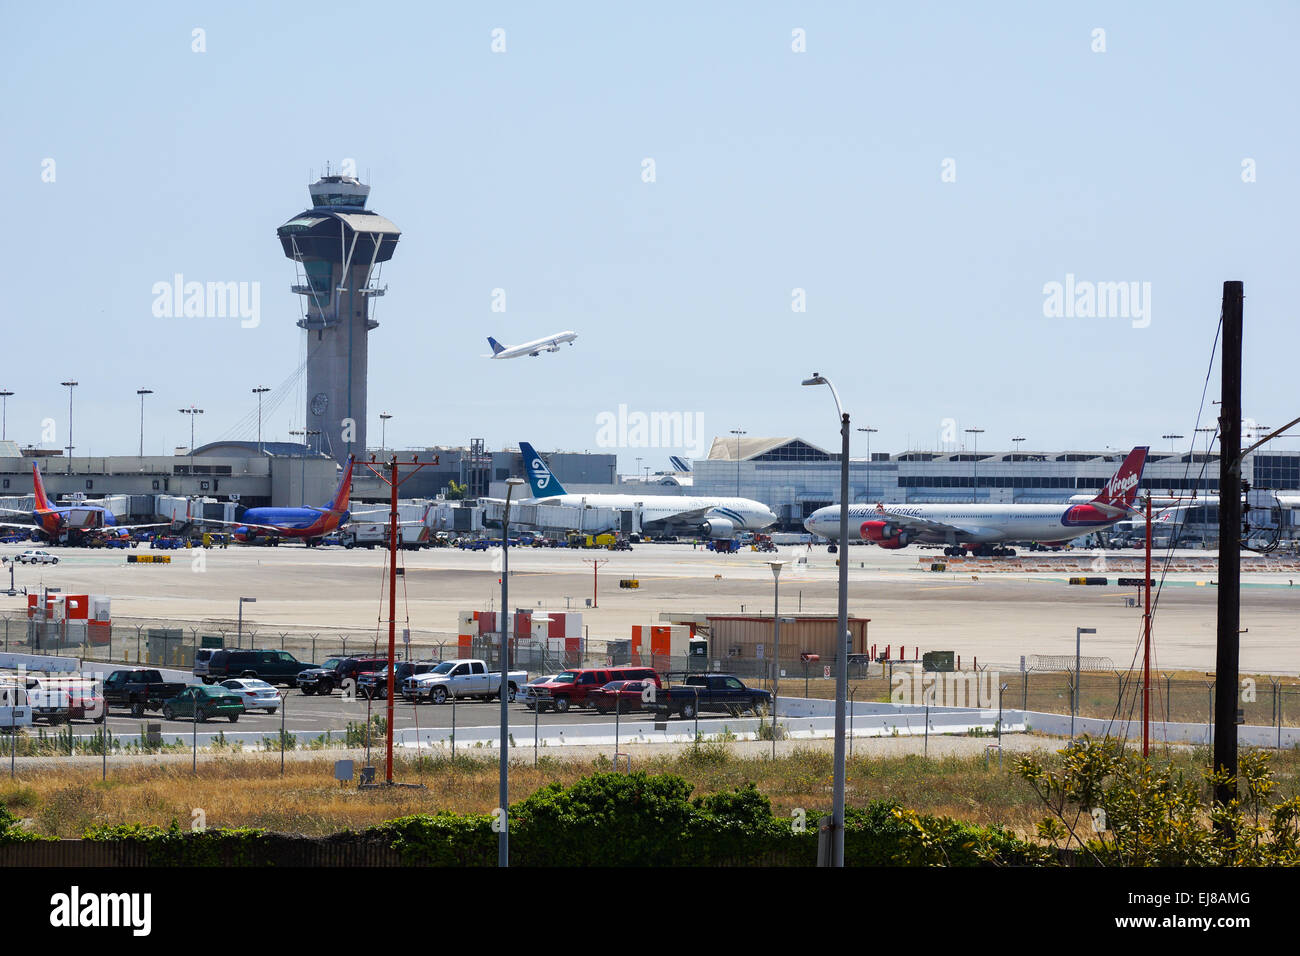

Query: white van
left=0, top=680, right=33, bottom=730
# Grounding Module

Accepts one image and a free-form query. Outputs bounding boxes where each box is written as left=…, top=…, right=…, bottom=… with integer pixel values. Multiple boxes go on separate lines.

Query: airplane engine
left=860, top=520, right=897, bottom=541
left=877, top=533, right=910, bottom=550
left=702, top=518, right=736, bottom=539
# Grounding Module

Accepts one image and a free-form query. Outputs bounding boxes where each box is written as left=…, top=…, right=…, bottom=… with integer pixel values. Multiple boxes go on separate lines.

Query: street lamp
left=729, top=429, right=746, bottom=497
left=237, top=596, right=257, bottom=648
left=1162, top=434, right=1184, bottom=457
left=136, top=389, right=153, bottom=458
left=379, top=412, right=392, bottom=453
left=179, top=406, right=204, bottom=477
left=289, top=429, right=320, bottom=506
left=857, top=427, right=877, bottom=498
left=965, top=427, right=984, bottom=503
left=60, top=381, right=78, bottom=474
left=1011, top=436, right=1026, bottom=456
left=801, top=372, right=849, bottom=867
left=0, top=389, right=12, bottom=441
left=768, top=560, right=785, bottom=758
left=252, top=387, right=271, bottom=455
left=1072, top=627, right=1096, bottom=737
left=499, top=476, right=526, bottom=868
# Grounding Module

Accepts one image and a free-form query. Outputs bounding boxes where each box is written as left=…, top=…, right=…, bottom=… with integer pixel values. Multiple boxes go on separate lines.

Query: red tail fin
left=31, top=463, right=52, bottom=511
left=1092, top=446, right=1148, bottom=511
left=327, top=456, right=354, bottom=512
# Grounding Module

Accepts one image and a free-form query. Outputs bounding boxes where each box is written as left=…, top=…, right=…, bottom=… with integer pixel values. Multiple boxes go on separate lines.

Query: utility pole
left=1143, top=493, right=1152, bottom=757
left=136, top=388, right=153, bottom=458
left=1214, top=280, right=1244, bottom=812
left=252, top=386, right=270, bottom=455
left=729, top=429, right=746, bottom=497
left=583, top=558, right=607, bottom=608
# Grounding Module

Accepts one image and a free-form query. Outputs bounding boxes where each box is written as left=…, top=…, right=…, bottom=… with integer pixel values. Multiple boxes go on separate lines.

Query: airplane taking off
left=484, top=331, right=578, bottom=359
left=515, top=442, right=776, bottom=538
left=198, top=456, right=357, bottom=546
left=0, top=463, right=168, bottom=544
left=805, top=446, right=1151, bottom=557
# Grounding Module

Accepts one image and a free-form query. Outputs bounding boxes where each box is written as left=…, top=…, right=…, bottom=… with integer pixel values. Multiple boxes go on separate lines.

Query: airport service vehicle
left=297, top=656, right=388, bottom=696
left=218, top=678, right=281, bottom=714
left=0, top=462, right=168, bottom=544
left=483, top=330, right=578, bottom=360
left=103, top=669, right=188, bottom=717
left=26, top=676, right=104, bottom=724
left=0, top=680, right=33, bottom=730
left=357, top=660, right=440, bottom=700
left=401, top=659, right=527, bottom=704
left=526, top=667, right=661, bottom=713
left=161, top=685, right=244, bottom=723
left=590, top=680, right=658, bottom=715
left=651, top=674, right=771, bottom=720
left=205, top=650, right=316, bottom=688
left=16, top=550, right=57, bottom=565
left=804, top=446, right=1151, bottom=557
left=509, top=442, right=777, bottom=540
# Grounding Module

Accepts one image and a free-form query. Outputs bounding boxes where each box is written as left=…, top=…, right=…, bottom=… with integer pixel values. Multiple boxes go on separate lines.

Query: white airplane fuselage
left=805, top=502, right=1122, bottom=545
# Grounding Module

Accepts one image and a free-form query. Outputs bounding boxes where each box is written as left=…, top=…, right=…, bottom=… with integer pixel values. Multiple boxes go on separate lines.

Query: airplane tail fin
left=487, top=336, right=507, bottom=356
left=519, top=441, right=566, bottom=497
left=31, top=463, right=52, bottom=511
left=669, top=455, right=692, bottom=473
left=326, top=456, right=354, bottom=512
left=1092, top=446, right=1149, bottom=512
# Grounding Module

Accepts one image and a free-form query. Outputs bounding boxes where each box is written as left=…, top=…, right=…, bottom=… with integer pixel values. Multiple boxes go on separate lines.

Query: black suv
left=297, top=656, right=389, bottom=696
left=205, top=650, right=316, bottom=687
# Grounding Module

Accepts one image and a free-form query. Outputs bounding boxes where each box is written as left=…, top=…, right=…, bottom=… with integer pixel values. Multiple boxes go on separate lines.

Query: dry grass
left=6, top=741, right=1300, bottom=839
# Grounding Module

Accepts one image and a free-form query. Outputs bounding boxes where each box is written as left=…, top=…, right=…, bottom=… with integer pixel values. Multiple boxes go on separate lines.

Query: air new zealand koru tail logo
left=532, top=459, right=549, bottom=489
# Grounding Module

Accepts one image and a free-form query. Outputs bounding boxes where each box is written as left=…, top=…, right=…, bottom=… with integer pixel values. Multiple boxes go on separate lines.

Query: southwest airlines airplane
left=805, top=446, right=1150, bottom=557
left=484, top=331, right=578, bottom=360
left=0, top=463, right=167, bottom=543
left=199, top=456, right=357, bottom=546
left=517, top=442, right=776, bottom=538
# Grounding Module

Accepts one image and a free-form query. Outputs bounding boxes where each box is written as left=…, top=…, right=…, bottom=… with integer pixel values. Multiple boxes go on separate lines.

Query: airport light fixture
left=237, top=596, right=257, bottom=647
left=767, top=560, right=786, bottom=759
left=1072, top=627, right=1096, bottom=737
left=379, top=412, right=392, bottom=453
left=857, top=427, right=878, bottom=498
left=252, top=387, right=271, bottom=455
left=0, top=389, right=12, bottom=441
left=499, top=476, right=526, bottom=868
left=800, top=372, right=849, bottom=867
left=729, top=429, right=747, bottom=496
left=179, top=406, right=204, bottom=477
left=136, top=389, right=153, bottom=458
left=965, top=427, right=984, bottom=503
left=60, top=381, right=78, bottom=474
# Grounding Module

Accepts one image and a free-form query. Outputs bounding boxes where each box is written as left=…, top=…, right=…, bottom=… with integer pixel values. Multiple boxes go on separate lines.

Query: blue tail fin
left=487, top=336, right=507, bottom=356
left=519, top=442, right=566, bottom=497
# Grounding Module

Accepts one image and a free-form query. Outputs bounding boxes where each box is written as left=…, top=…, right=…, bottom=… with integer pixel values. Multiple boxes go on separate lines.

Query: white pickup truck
left=401, top=658, right=527, bottom=704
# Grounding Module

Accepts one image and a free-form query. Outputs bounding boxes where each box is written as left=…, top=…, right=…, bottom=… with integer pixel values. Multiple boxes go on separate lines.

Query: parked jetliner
left=804, top=446, right=1150, bottom=557
left=199, top=456, right=357, bottom=546
left=0, top=463, right=168, bottom=544
left=484, top=331, right=577, bottom=359
left=515, top=442, right=776, bottom=538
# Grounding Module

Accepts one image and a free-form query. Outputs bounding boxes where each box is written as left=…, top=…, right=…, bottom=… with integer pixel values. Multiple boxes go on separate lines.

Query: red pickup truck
left=525, top=666, right=661, bottom=713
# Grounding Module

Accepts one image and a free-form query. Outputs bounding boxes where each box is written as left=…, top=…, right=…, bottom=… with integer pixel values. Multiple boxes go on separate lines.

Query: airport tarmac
left=2, top=542, right=1299, bottom=674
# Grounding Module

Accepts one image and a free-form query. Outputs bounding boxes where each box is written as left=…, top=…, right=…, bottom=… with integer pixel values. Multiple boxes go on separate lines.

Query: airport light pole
left=179, top=406, right=204, bottom=478
left=729, top=429, right=747, bottom=497
left=61, top=381, right=78, bottom=474
left=857, top=427, right=877, bottom=499
left=768, top=560, right=785, bottom=758
left=379, top=413, right=392, bottom=454
left=237, top=596, right=256, bottom=648
left=499, top=476, right=525, bottom=868
left=252, top=386, right=270, bottom=455
left=801, top=372, right=849, bottom=867
left=136, top=389, right=153, bottom=458
left=965, top=427, right=984, bottom=503
left=0, top=389, right=12, bottom=441
left=1162, top=434, right=1184, bottom=457
left=1072, top=627, right=1096, bottom=737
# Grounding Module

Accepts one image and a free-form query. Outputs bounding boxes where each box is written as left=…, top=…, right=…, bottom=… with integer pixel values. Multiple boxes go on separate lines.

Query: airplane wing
left=0, top=520, right=37, bottom=530
left=869, top=505, right=991, bottom=542
left=192, top=516, right=288, bottom=533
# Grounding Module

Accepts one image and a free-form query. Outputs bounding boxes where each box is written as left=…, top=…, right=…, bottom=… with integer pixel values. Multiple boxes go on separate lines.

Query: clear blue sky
left=2, top=1, right=1296, bottom=468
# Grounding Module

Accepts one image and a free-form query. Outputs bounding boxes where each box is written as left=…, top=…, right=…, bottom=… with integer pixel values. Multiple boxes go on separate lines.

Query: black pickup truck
left=103, top=669, right=188, bottom=717
left=650, top=674, right=772, bottom=720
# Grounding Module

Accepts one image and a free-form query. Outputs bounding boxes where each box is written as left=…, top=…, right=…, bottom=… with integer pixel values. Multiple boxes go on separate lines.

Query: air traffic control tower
left=277, top=174, right=400, bottom=465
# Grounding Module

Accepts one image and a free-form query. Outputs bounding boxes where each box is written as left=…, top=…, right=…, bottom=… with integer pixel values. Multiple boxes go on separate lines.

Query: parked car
left=205, top=649, right=316, bottom=687
left=16, top=549, right=57, bottom=565
left=102, top=669, right=188, bottom=717
left=590, top=679, right=657, bottom=715
left=297, top=656, right=389, bottom=696
left=161, top=685, right=245, bottom=722
left=26, top=676, right=104, bottom=724
left=357, top=660, right=440, bottom=700
left=194, top=648, right=222, bottom=683
left=219, top=678, right=281, bottom=714
left=651, top=674, right=771, bottom=720
left=526, top=666, right=661, bottom=713
left=401, top=659, right=527, bottom=704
